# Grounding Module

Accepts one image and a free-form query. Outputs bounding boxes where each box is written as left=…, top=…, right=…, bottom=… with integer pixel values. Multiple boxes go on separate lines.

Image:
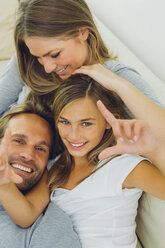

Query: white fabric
left=0, top=0, right=17, bottom=60
left=51, top=154, right=146, bottom=248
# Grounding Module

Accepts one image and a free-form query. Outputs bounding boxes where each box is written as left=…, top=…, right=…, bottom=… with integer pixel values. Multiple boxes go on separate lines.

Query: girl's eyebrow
left=59, top=116, right=96, bottom=122
left=59, top=116, right=68, bottom=120
left=80, top=118, right=96, bottom=122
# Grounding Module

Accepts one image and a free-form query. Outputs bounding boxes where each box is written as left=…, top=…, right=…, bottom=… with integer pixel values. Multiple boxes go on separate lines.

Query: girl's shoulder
left=98, top=154, right=149, bottom=185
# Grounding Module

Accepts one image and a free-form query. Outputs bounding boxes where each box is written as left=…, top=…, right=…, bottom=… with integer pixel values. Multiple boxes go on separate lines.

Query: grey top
left=0, top=202, right=81, bottom=248
left=0, top=55, right=163, bottom=117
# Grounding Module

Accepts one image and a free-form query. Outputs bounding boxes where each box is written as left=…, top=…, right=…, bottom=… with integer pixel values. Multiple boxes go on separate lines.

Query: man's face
left=6, top=113, right=52, bottom=192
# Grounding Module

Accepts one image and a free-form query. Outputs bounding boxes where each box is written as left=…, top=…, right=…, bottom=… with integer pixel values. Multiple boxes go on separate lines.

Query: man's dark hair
left=0, top=101, right=57, bottom=158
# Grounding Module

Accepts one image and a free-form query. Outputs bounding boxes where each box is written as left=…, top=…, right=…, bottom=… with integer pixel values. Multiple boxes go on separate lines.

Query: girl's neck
left=73, top=156, right=89, bottom=168
left=61, top=157, right=95, bottom=190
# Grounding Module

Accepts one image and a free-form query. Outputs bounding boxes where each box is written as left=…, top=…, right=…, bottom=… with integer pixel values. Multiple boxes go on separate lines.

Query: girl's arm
left=73, top=64, right=165, bottom=142
left=97, top=100, right=165, bottom=174
left=0, top=171, right=49, bottom=228
left=0, top=129, right=49, bottom=228
left=123, top=160, right=165, bottom=201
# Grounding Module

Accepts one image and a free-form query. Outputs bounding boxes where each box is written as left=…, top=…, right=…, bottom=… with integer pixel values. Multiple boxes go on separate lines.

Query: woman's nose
left=42, top=58, right=57, bottom=73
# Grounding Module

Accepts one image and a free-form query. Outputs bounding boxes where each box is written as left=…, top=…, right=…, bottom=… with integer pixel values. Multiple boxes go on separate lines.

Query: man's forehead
left=8, top=113, right=52, bottom=144
left=8, top=113, right=49, bottom=129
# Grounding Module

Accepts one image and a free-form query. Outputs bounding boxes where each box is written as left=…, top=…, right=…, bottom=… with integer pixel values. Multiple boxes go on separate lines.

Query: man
left=0, top=101, right=81, bottom=248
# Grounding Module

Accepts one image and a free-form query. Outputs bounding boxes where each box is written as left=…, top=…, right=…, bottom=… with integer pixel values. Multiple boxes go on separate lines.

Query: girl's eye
left=59, top=120, right=70, bottom=125
left=82, top=122, right=92, bottom=127
left=51, top=52, right=60, bottom=58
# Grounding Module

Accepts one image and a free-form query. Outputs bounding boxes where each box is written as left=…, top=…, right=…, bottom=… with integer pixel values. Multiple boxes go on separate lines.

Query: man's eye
left=36, top=147, right=46, bottom=152
left=13, top=139, right=24, bottom=144
left=51, top=52, right=60, bottom=58
left=82, top=122, right=92, bottom=127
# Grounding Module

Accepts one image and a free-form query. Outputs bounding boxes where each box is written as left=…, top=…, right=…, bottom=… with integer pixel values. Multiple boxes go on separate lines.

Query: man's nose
left=42, top=57, right=57, bottom=73
left=19, top=146, right=35, bottom=161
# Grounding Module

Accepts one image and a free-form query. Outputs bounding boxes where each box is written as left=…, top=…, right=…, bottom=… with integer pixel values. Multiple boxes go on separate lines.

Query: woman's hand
left=72, top=64, right=120, bottom=92
left=97, top=100, right=157, bottom=160
left=0, top=129, right=23, bottom=186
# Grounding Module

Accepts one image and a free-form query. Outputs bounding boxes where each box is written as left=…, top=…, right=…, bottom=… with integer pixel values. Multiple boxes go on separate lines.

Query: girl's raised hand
left=97, top=100, right=157, bottom=160
left=0, top=129, right=23, bottom=185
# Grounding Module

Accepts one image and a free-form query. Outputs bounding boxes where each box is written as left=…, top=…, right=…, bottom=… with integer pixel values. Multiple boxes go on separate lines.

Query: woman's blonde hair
left=48, top=75, right=130, bottom=191
left=15, top=0, right=116, bottom=94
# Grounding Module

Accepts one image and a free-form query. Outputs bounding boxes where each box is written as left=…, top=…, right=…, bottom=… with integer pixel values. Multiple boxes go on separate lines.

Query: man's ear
left=79, top=28, right=89, bottom=41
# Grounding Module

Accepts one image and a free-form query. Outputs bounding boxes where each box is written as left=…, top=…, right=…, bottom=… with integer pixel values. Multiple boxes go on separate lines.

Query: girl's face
left=57, top=97, right=110, bottom=160
left=24, top=29, right=89, bottom=80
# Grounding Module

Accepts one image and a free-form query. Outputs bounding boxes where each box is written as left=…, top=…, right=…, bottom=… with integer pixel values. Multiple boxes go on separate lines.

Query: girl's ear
left=79, top=28, right=89, bottom=41
left=106, top=122, right=111, bottom=130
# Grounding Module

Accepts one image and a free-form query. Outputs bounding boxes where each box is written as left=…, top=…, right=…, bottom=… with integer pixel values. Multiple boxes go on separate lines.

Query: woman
left=0, top=0, right=164, bottom=139
left=0, top=75, right=165, bottom=248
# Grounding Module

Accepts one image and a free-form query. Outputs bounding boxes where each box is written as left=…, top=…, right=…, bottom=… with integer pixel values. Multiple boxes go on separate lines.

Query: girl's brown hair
left=48, top=75, right=130, bottom=191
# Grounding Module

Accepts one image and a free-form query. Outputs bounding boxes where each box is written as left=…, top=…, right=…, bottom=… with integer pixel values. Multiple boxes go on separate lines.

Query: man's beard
left=17, top=170, right=43, bottom=194
left=8, top=155, right=44, bottom=194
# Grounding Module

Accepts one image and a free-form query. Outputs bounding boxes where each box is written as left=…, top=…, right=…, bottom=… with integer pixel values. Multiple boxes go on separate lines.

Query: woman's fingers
left=72, top=64, right=115, bottom=91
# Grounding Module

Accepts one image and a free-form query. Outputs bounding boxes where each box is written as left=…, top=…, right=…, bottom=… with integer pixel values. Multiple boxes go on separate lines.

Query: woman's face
left=57, top=97, right=110, bottom=161
left=24, top=29, right=89, bottom=80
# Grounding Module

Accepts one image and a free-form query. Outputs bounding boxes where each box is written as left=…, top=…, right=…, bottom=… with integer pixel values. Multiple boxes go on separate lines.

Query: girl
left=0, top=75, right=165, bottom=248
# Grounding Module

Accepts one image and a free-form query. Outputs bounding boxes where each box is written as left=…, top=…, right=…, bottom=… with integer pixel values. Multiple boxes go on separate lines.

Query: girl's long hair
left=15, top=0, right=116, bottom=94
left=48, top=75, right=130, bottom=192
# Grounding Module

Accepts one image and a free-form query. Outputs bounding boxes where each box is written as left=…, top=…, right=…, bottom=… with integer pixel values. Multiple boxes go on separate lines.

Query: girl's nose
left=69, top=127, right=80, bottom=140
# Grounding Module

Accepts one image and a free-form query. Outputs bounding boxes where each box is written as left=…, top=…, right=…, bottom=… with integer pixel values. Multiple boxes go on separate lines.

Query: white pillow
left=0, top=0, right=18, bottom=60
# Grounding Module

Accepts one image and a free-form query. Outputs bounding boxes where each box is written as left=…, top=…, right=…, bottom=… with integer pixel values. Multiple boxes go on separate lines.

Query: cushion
left=0, top=0, right=18, bottom=60
left=136, top=193, right=165, bottom=248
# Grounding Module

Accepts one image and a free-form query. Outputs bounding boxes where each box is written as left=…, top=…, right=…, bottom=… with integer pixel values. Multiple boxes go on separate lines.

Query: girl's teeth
left=12, top=164, right=32, bottom=173
left=71, top=142, right=85, bottom=147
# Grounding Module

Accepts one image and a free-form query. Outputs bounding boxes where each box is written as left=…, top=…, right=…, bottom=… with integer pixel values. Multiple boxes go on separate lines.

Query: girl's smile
left=57, top=97, right=110, bottom=161
left=67, top=141, right=88, bottom=151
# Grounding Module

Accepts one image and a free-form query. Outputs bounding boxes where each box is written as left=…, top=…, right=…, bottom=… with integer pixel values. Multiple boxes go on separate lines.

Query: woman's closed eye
left=51, top=52, right=60, bottom=58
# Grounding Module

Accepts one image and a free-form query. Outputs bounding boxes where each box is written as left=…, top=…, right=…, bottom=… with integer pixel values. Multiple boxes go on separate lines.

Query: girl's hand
left=0, top=129, right=23, bottom=186
left=97, top=100, right=157, bottom=160
left=72, top=64, right=119, bottom=91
